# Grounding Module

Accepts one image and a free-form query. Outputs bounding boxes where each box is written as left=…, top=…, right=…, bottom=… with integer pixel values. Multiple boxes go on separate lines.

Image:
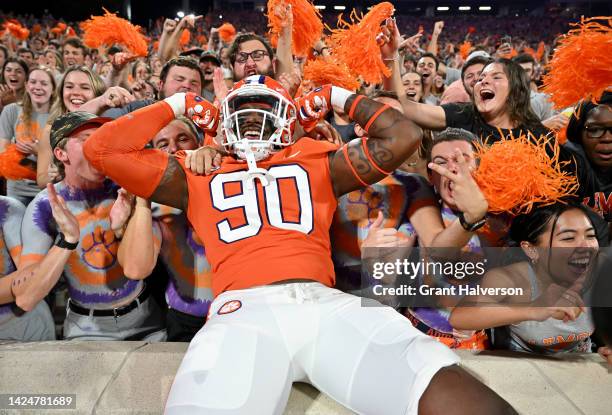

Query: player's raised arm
left=296, top=86, right=423, bottom=197
left=83, top=93, right=219, bottom=209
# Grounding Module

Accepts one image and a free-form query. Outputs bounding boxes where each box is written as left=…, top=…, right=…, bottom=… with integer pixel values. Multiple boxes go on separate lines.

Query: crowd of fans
left=0, top=3, right=610, bottom=412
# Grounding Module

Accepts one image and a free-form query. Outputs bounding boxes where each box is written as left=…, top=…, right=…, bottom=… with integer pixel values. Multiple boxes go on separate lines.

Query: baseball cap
left=466, top=50, right=491, bottom=62
left=50, top=112, right=112, bottom=150
left=180, top=48, right=205, bottom=58
left=199, top=50, right=221, bottom=66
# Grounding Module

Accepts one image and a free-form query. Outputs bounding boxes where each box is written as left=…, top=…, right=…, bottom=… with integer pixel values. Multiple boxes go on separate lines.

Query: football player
left=83, top=76, right=515, bottom=414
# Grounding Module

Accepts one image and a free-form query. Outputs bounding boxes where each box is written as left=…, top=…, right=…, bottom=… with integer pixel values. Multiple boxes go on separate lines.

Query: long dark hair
left=509, top=202, right=596, bottom=248
left=473, top=58, right=542, bottom=131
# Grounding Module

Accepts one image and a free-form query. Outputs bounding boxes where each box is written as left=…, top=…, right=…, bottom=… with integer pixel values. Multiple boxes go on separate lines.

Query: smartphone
left=501, top=35, right=512, bottom=45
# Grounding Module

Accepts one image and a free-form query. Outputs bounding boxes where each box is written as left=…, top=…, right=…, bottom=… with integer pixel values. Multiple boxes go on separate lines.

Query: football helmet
left=221, top=75, right=297, bottom=162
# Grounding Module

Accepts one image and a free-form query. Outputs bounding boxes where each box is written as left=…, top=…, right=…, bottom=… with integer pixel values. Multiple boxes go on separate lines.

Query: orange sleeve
left=83, top=102, right=175, bottom=198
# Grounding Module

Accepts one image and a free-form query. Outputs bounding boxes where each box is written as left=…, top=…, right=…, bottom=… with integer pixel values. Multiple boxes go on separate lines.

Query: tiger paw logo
left=217, top=300, right=242, bottom=315
left=80, top=226, right=118, bottom=270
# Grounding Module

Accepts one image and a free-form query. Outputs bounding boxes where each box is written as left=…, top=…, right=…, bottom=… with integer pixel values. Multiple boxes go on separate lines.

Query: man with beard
left=227, top=33, right=276, bottom=81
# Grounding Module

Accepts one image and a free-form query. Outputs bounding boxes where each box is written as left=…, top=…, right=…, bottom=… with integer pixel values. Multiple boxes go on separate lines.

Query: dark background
left=2, top=0, right=609, bottom=26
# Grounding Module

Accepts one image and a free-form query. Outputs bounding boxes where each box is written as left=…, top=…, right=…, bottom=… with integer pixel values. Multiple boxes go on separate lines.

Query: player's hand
left=185, top=93, right=220, bottom=134
left=304, top=120, right=342, bottom=146
left=101, top=86, right=135, bottom=108
left=427, top=148, right=488, bottom=224
left=110, top=188, right=135, bottom=235
left=295, top=85, right=332, bottom=132
left=362, top=211, right=416, bottom=249
left=184, top=146, right=223, bottom=175
left=47, top=183, right=80, bottom=244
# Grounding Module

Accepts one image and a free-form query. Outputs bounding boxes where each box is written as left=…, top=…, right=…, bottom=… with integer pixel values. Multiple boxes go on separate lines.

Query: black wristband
left=55, top=233, right=78, bottom=250
left=458, top=212, right=486, bottom=232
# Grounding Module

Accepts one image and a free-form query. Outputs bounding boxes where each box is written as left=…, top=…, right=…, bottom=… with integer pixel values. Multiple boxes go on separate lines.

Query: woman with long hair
left=36, top=65, right=134, bottom=187
left=0, top=58, right=29, bottom=113
left=0, top=66, right=56, bottom=205
left=450, top=203, right=598, bottom=354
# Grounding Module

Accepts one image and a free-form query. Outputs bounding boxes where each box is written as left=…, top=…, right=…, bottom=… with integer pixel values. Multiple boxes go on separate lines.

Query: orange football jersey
left=179, top=138, right=340, bottom=297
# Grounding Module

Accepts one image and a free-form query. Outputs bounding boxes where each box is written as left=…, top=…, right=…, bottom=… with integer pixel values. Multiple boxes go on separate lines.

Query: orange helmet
left=221, top=75, right=297, bottom=161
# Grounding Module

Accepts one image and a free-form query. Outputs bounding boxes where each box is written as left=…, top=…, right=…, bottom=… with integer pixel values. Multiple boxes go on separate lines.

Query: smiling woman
left=449, top=202, right=599, bottom=355
left=0, top=66, right=57, bottom=205
left=399, top=58, right=550, bottom=144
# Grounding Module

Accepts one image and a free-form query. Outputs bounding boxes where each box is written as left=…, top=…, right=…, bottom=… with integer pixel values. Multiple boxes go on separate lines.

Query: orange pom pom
left=81, top=9, right=148, bottom=57
left=459, top=41, right=472, bottom=60
left=523, top=46, right=537, bottom=60
left=218, top=23, right=237, bottom=43
left=180, top=29, right=191, bottom=46
left=302, top=57, right=360, bottom=91
left=32, top=24, right=42, bottom=34
left=473, top=132, right=578, bottom=215
left=0, top=145, right=36, bottom=181
left=329, top=2, right=394, bottom=85
left=542, top=17, right=612, bottom=109
left=5, top=22, right=30, bottom=40
left=267, top=0, right=323, bottom=57
left=51, top=22, right=67, bottom=35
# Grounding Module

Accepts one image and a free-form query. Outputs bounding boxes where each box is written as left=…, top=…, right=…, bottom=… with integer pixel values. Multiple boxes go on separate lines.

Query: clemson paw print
left=80, top=226, right=118, bottom=270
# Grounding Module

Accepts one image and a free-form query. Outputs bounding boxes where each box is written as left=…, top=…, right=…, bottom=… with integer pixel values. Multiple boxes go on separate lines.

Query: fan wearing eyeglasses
left=565, top=91, right=612, bottom=239
left=228, top=33, right=276, bottom=81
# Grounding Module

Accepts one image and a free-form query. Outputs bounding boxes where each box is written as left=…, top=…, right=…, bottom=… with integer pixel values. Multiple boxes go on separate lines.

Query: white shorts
left=165, top=282, right=459, bottom=415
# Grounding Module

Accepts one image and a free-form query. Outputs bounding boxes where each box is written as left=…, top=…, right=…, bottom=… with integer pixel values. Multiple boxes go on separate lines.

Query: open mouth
left=595, top=148, right=612, bottom=160
left=245, top=68, right=258, bottom=77
left=241, top=129, right=262, bottom=140
left=70, top=98, right=85, bottom=106
left=567, top=255, right=593, bottom=274
left=421, top=73, right=430, bottom=79
left=480, top=89, right=495, bottom=102
left=406, top=91, right=417, bottom=98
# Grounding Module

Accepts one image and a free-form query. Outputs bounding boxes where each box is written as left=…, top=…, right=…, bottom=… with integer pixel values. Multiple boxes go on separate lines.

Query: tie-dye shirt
left=0, top=103, right=48, bottom=200
left=152, top=204, right=213, bottom=317
left=20, top=180, right=144, bottom=309
left=331, top=172, right=436, bottom=292
left=0, top=197, right=26, bottom=324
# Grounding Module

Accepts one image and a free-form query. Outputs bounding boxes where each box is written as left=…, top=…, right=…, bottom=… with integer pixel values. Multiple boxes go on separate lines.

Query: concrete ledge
left=0, top=341, right=610, bottom=414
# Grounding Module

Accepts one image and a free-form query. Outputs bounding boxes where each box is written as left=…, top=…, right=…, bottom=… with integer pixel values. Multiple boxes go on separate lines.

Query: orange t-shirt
left=179, top=138, right=339, bottom=297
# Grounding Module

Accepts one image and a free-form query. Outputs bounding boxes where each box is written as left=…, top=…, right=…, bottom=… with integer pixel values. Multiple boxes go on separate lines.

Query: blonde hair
left=49, top=65, right=106, bottom=123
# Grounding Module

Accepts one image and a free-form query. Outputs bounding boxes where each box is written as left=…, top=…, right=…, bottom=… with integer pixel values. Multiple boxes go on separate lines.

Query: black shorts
left=166, top=308, right=206, bottom=342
